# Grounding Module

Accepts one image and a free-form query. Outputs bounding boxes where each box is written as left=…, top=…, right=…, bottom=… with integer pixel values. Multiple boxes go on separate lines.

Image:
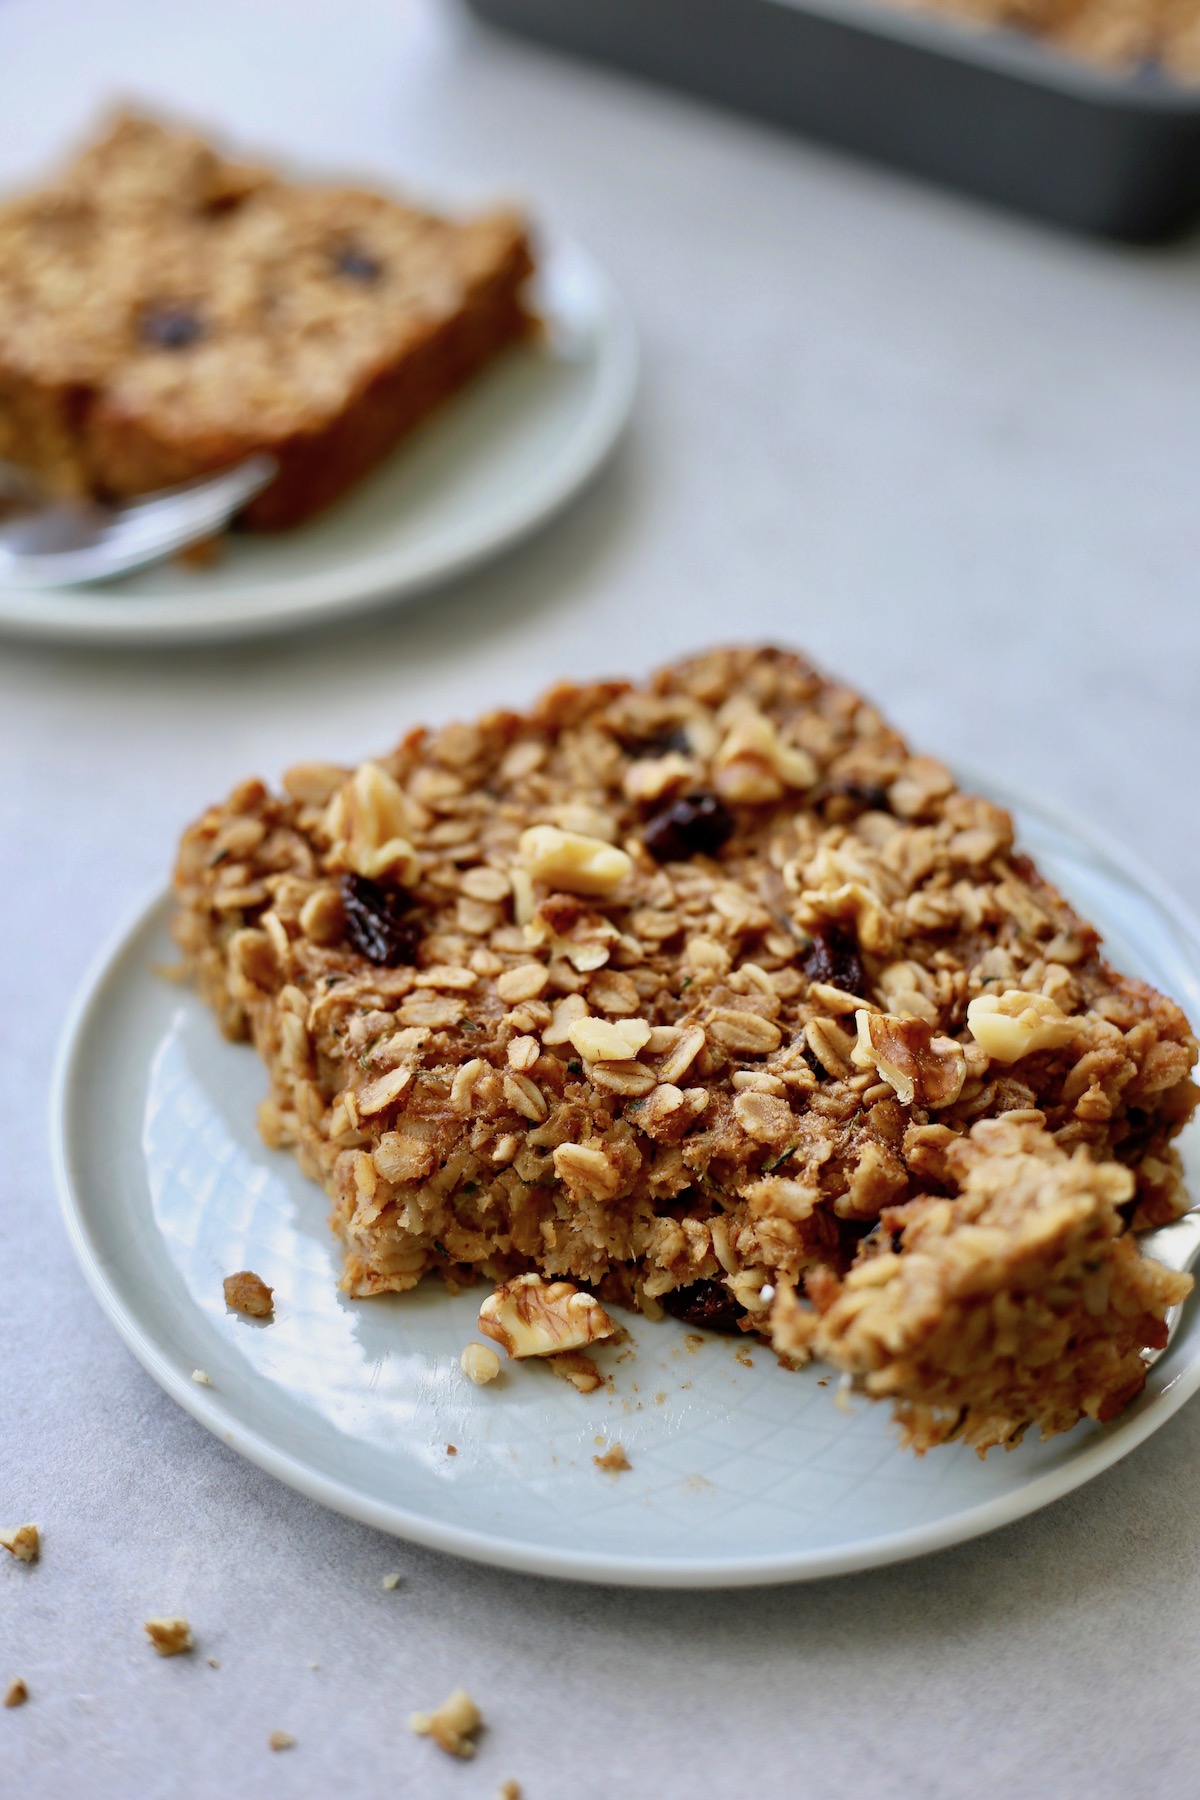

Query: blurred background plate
left=51, top=779, right=1200, bottom=1588
left=0, top=237, right=636, bottom=649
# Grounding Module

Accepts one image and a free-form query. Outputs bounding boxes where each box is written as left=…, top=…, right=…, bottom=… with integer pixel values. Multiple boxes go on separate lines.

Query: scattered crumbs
left=681, top=1381, right=692, bottom=1391
left=446, top=1444, right=458, bottom=1457
left=593, top=1443, right=631, bottom=1475
left=191, top=1370, right=212, bottom=1386
left=144, top=1617, right=192, bottom=1657
left=381, top=1573, right=401, bottom=1591
left=207, top=1657, right=220, bottom=1670
left=308, top=1661, right=321, bottom=1671
left=498, top=1783, right=523, bottom=1799
left=734, top=1347, right=755, bottom=1369
left=549, top=1350, right=605, bottom=1394
left=684, top=1334, right=704, bottom=1354
left=268, top=1730, right=296, bottom=1752
left=685, top=1473, right=714, bottom=1495
left=655, top=1391, right=667, bottom=1405
left=223, top=1270, right=274, bottom=1319
left=594, top=1434, right=607, bottom=1447
left=0, top=1525, right=39, bottom=1564
left=4, top=1679, right=28, bottom=1708
left=410, top=1688, right=482, bottom=1758
left=616, top=1347, right=636, bottom=1364
left=817, top=1377, right=830, bottom=1387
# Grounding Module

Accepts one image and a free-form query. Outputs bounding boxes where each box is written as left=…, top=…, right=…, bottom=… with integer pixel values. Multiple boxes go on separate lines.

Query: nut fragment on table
left=410, top=1687, right=482, bottom=1758
left=460, top=1342, right=502, bottom=1385
left=268, top=1730, right=295, bottom=1751
left=4, top=1679, right=28, bottom=1708
left=223, top=1270, right=274, bottom=1317
left=478, top=1273, right=617, bottom=1358
left=0, top=1525, right=39, bottom=1564
left=144, top=1616, right=193, bottom=1656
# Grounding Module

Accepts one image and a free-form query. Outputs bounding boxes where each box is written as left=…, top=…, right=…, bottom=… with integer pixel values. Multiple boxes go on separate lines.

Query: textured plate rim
left=50, top=776, right=1200, bottom=1587
left=0, top=236, right=637, bottom=648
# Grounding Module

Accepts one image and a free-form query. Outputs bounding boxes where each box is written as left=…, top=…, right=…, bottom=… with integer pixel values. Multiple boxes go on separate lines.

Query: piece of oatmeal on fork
left=172, top=647, right=1198, bottom=1450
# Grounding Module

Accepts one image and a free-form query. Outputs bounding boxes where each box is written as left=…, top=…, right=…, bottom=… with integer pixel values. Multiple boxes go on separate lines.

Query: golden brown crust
left=171, top=646, right=1198, bottom=1445
left=0, top=111, right=535, bottom=528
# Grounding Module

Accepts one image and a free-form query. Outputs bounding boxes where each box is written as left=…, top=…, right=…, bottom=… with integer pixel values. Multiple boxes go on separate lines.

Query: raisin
left=642, top=791, right=734, bottom=863
left=626, top=726, right=692, bottom=760
left=803, top=923, right=867, bottom=997
left=814, top=776, right=890, bottom=819
left=140, top=304, right=205, bottom=350
left=333, top=245, right=383, bottom=282
left=661, top=1279, right=747, bottom=1335
left=340, top=873, right=423, bottom=967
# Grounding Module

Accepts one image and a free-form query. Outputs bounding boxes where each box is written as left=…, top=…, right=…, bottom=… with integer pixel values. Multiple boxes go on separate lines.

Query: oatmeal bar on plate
left=0, top=111, right=535, bottom=529
left=173, top=648, right=1197, bottom=1453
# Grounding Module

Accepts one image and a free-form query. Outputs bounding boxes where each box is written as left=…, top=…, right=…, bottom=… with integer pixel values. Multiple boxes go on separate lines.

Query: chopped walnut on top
left=410, top=1688, right=482, bottom=1758
left=967, top=989, right=1083, bottom=1063
left=479, top=1274, right=617, bottom=1359
left=0, top=1526, right=39, bottom=1564
left=851, top=1009, right=966, bottom=1108
left=223, top=1270, right=274, bottom=1318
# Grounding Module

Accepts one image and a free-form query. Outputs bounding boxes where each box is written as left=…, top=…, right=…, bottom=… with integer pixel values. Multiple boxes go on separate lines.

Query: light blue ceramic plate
left=51, top=778, right=1200, bottom=1586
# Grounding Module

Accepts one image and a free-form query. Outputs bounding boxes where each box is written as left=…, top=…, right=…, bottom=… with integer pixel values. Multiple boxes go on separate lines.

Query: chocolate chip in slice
left=642, top=791, right=735, bottom=863
left=139, top=304, right=205, bottom=350
left=661, top=1278, right=747, bottom=1335
left=340, top=873, right=423, bottom=967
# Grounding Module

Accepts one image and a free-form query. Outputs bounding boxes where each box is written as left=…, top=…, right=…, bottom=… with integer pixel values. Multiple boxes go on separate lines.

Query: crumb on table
left=410, top=1688, right=482, bottom=1758
left=0, top=1526, right=39, bottom=1564
left=4, top=1679, right=28, bottom=1708
left=144, top=1617, right=193, bottom=1657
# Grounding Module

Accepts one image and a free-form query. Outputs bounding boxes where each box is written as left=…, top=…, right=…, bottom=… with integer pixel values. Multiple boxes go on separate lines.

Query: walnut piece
left=323, top=762, right=421, bottom=884
left=967, top=990, right=1082, bottom=1063
left=4, top=1679, right=28, bottom=1708
left=410, top=1688, right=482, bottom=1758
left=144, top=1617, right=193, bottom=1656
left=0, top=1525, right=39, bottom=1564
left=478, top=1273, right=617, bottom=1358
left=518, top=824, right=632, bottom=896
left=460, top=1342, right=502, bottom=1385
left=223, top=1270, right=274, bottom=1318
left=852, top=1010, right=967, bottom=1108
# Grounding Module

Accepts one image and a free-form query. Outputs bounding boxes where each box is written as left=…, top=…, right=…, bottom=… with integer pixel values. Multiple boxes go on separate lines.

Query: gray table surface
left=4, top=0, right=1200, bottom=1794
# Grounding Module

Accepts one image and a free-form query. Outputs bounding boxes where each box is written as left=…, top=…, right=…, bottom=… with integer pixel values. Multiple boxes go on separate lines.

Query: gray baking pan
left=465, top=0, right=1200, bottom=239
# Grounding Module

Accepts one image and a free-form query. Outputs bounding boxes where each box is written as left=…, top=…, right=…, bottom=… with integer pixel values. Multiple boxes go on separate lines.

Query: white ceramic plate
left=0, top=238, right=636, bottom=648
left=52, top=779, right=1200, bottom=1587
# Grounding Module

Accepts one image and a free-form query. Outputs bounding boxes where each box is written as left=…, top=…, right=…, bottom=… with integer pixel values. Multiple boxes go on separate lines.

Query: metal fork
left=1139, top=1207, right=1200, bottom=1364
left=0, top=454, right=277, bottom=587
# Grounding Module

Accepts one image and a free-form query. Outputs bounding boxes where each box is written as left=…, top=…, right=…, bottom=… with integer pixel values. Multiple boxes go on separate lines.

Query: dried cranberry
left=333, top=245, right=383, bottom=282
left=340, top=873, right=423, bottom=967
left=662, top=1279, right=747, bottom=1336
left=140, top=304, right=204, bottom=350
left=643, top=791, right=734, bottom=863
left=803, top=923, right=867, bottom=997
